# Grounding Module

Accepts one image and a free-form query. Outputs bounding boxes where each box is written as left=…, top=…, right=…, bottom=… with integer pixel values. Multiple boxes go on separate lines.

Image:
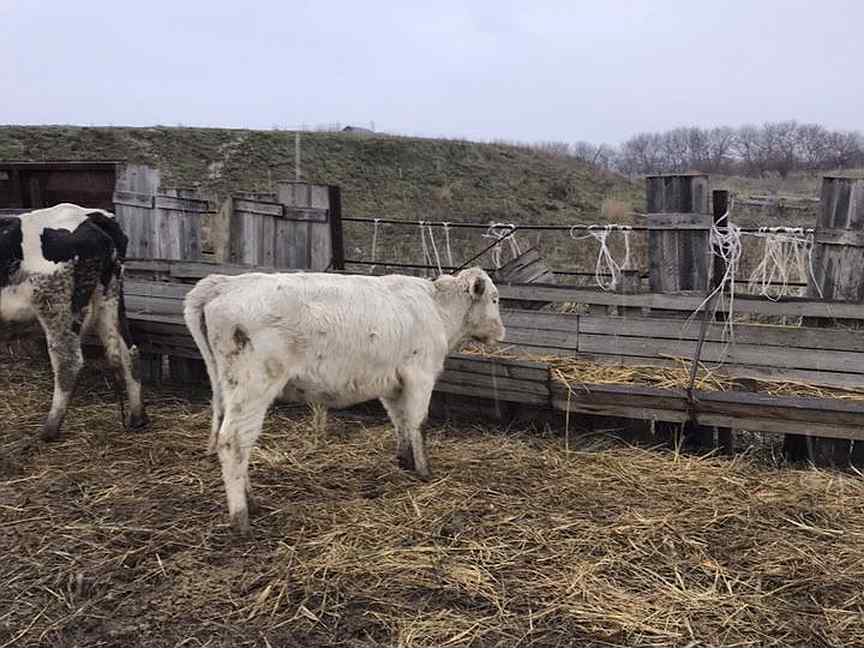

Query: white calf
left=184, top=268, right=505, bottom=535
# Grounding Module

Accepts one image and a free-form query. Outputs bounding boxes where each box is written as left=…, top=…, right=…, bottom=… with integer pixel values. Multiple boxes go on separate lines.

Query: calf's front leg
left=383, top=371, right=435, bottom=480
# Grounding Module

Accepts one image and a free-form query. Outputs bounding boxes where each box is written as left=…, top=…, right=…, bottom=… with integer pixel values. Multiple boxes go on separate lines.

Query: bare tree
left=795, top=123, right=830, bottom=171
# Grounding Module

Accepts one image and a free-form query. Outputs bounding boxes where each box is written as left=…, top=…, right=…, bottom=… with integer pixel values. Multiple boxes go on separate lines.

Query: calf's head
left=451, top=267, right=506, bottom=345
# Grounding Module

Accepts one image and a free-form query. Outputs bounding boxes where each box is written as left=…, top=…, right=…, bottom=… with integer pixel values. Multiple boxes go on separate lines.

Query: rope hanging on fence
left=569, top=224, right=633, bottom=291
left=621, top=228, right=633, bottom=271
left=742, top=227, right=821, bottom=300
left=442, top=222, right=455, bottom=268
left=418, top=221, right=444, bottom=276
left=369, top=218, right=381, bottom=274
left=482, top=223, right=522, bottom=269
left=686, top=211, right=743, bottom=350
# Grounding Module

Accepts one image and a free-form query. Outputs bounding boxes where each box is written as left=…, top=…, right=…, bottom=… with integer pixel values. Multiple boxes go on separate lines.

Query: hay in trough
left=461, top=342, right=864, bottom=401
left=2, top=351, right=864, bottom=647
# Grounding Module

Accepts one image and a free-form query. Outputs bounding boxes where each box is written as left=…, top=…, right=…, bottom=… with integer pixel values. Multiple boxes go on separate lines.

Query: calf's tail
left=183, top=274, right=232, bottom=453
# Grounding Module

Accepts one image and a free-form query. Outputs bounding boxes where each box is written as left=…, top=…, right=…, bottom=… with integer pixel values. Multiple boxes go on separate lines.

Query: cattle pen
left=3, top=172, right=864, bottom=647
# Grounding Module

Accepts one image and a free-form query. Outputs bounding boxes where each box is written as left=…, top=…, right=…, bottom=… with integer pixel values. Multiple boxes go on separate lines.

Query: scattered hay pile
left=2, top=353, right=864, bottom=647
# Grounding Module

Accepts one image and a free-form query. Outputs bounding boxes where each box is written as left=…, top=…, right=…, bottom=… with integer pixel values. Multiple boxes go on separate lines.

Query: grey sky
left=2, top=0, right=862, bottom=145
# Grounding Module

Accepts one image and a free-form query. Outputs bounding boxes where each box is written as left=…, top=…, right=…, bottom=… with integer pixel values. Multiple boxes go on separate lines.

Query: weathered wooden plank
left=696, top=414, right=864, bottom=441
left=815, top=229, right=864, bottom=247
left=227, top=200, right=245, bottom=265
left=444, top=356, right=548, bottom=382
left=505, top=309, right=864, bottom=354
left=579, top=314, right=864, bottom=352
left=447, top=353, right=547, bottom=370
left=504, top=326, right=578, bottom=350
left=438, top=370, right=549, bottom=397
left=578, top=333, right=864, bottom=375
left=434, top=380, right=547, bottom=405
left=551, top=382, right=688, bottom=411
left=155, top=195, right=213, bottom=213
left=126, top=299, right=184, bottom=318
left=113, top=190, right=154, bottom=209
left=545, top=382, right=864, bottom=426
left=499, top=284, right=864, bottom=319
left=552, top=382, right=864, bottom=440
left=126, top=281, right=191, bottom=299
left=308, top=185, right=331, bottom=271
left=233, top=198, right=282, bottom=217
left=502, top=310, right=580, bottom=332
left=259, top=211, right=276, bottom=267
left=279, top=183, right=310, bottom=269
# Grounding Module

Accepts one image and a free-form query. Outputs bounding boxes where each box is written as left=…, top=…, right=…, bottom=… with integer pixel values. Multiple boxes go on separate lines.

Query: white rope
left=369, top=217, right=381, bottom=274
left=622, top=229, right=633, bottom=270
left=418, top=220, right=432, bottom=274
left=687, top=214, right=742, bottom=349
left=426, top=223, right=443, bottom=275
left=743, top=227, right=820, bottom=300
left=482, top=222, right=521, bottom=269
left=569, top=224, right=632, bottom=291
left=442, top=222, right=455, bottom=268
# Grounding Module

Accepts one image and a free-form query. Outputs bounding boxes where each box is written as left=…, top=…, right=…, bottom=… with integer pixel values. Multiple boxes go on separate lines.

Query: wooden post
left=711, top=190, right=729, bottom=288
left=787, top=176, right=864, bottom=467
left=644, top=174, right=712, bottom=294
left=712, top=190, right=734, bottom=453
left=645, top=175, right=712, bottom=448
left=328, top=185, right=346, bottom=271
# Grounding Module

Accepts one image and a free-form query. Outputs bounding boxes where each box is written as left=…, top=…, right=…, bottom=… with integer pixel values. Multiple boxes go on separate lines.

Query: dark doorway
left=0, top=161, right=121, bottom=212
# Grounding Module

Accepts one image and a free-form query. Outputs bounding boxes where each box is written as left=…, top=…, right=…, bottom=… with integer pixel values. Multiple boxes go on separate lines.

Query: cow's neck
left=431, top=289, right=472, bottom=352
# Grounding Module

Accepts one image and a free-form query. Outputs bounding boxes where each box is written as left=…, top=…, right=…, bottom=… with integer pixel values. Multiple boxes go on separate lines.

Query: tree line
left=533, top=121, right=864, bottom=177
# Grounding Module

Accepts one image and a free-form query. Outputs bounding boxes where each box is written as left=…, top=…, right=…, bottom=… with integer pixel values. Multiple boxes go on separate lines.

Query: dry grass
left=2, top=351, right=864, bottom=647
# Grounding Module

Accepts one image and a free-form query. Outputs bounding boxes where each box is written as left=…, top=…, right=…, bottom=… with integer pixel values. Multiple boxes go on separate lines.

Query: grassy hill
left=0, top=126, right=640, bottom=222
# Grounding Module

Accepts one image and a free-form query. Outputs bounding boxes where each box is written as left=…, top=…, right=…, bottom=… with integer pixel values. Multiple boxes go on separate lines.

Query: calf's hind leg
left=215, top=365, right=287, bottom=536
left=40, top=326, right=84, bottom=441
left=95, top=294, right=148, bottom=430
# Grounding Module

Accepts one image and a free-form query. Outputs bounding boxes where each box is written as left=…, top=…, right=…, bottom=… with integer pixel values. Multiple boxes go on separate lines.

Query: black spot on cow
left=84, top=211, right=128, bottom=260
left=41, top=212, right=128, bottom=290
left=0, top=217, right=23, bottom=288
left=233, top=325, right=251, bottom=352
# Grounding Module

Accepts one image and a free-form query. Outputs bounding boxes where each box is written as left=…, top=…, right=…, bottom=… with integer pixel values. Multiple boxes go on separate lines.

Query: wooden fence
left=116, top=261, right=864, bottom=469
left=104, top=173, right=864, bottom=469
left=113, top=168, right=344, bottom=272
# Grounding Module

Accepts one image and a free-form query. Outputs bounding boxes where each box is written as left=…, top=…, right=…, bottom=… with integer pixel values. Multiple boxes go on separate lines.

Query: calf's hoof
left=247, top=493, right=260, bottom=516
left=397, top=451, right=416, bottom=472
left=40, top=422, right=63, bottom=442
left=230, top=510, right=251, bottom=538
left=128, top=411, right=151, bottom=432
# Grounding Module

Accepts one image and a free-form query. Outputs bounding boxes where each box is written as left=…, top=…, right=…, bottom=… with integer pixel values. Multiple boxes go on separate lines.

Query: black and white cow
left=0, top=203, right=147, bottom=439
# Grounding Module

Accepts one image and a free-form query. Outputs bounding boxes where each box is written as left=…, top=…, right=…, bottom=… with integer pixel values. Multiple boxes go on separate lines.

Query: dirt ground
left=1, top=349, right=864, bottom=647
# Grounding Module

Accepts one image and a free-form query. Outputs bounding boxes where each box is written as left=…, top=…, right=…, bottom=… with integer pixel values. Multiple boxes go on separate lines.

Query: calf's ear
left=471, top=276, right=486, bottom=299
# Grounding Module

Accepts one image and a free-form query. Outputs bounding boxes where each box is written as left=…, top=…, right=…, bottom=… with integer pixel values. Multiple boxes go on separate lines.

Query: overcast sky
left=2, top=0, right=862, bottom=145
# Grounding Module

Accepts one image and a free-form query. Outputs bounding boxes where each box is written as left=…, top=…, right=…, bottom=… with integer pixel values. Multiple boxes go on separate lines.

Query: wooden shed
left=0, top=160, right=123, bottom=213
